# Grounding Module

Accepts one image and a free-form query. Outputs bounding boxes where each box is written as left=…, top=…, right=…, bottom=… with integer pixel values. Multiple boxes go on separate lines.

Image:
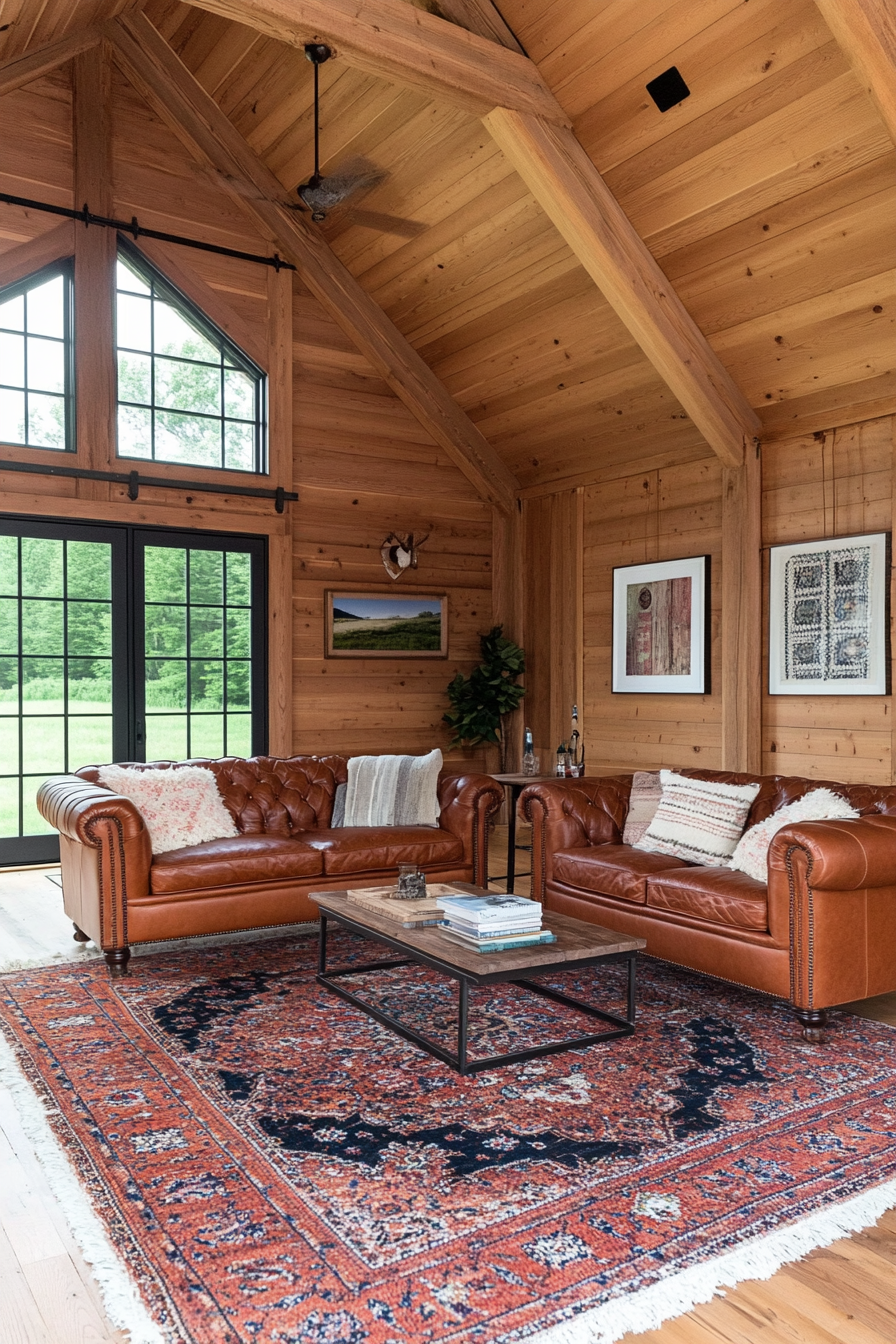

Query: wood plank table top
left=309, top=889, right=645, bottom=981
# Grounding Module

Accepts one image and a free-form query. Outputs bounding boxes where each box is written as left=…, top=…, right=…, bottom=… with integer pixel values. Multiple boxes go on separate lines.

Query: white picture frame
left=612, top=555, right=710, bottom=694
left=768, top=532, right=890, bottom=695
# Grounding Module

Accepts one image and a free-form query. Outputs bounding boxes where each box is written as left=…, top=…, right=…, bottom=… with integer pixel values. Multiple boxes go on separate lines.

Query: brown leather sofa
left=521, top=770, right=896, bottom=1038
left=37, top=755, right=503, bottom=975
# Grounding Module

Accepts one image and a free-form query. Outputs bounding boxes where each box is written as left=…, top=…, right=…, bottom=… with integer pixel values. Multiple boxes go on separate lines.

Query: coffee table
left=310, top=889, right=646, bottom=1075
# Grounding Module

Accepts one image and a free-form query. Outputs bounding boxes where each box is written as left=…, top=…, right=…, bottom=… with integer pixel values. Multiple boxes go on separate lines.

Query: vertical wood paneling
left=762, top=414, right=894, bottom=781
left=522, top=488, right=583, bottom=767
left=721, top=445, right=762, bottom=771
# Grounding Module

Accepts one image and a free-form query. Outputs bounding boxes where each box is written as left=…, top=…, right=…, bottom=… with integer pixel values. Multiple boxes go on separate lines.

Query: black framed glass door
left=135, top=531, right=266, bottom=763
left=0, top=517, right=267, bottom=866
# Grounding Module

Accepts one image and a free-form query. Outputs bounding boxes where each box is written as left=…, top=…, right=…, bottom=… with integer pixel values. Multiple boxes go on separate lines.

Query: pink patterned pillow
left=98, top=764, right=238, bottom=856
left=623, top=771, right=662, bottom=845
left=728, top=788, right=859, bottom=883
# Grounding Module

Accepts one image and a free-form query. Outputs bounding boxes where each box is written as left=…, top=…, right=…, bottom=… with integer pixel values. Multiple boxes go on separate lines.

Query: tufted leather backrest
left=76, top=755, right=348, bottom=835
left=668, top=768, right=896, bottom=823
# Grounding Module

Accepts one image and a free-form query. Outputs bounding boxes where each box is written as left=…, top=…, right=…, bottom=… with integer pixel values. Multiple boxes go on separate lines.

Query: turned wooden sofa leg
left=795, top=1007, right=827, bottom=1042
left=72, top=923, right=90, bottom=943
left=104, top=947, right=131, bottom=977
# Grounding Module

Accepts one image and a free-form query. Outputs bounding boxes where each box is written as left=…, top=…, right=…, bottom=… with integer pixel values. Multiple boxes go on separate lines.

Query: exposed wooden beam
left=0, top=26, right=103, bottom=98
left=108, top=11, right=519, bottom=515
left=814, top=0, right=896, bottom=143
left=420, top=0, right=526, bottom=55
left=721, top=446, right=762, bottom=772
left=73, top=41, right=116, bottom=500
left=179, top=0, right=565, bottom=123
left=0, top=223, right=75, bottom=287
left=483, top=110, right=760, bottom=469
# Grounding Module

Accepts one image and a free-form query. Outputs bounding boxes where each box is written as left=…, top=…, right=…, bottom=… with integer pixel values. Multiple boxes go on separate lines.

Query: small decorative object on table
left=522, top=726, right=539, bottom=776
left=394, top=864, right=427, bottom=900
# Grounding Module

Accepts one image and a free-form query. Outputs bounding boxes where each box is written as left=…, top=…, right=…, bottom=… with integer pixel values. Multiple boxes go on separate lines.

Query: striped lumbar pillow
left=343, top=749, right=442, bottom=827
left=634, top=770, right=760, bottom=867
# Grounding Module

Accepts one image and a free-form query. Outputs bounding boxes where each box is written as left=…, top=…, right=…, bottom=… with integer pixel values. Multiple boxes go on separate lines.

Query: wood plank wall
left=577, top=416, right=894, bottom=785
left=0, top=64, right=492, bottom=767
left=762, top=415, right=894, bottom=782
left=291, top=284, right=493, bottom=761
left=522, top=488, right=583, bottom=767
left=582, top=455, right=724, bottom=774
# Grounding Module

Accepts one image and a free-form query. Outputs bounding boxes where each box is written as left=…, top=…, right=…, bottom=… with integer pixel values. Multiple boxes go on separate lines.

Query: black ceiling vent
left=646, top=66, right=690, bottom=112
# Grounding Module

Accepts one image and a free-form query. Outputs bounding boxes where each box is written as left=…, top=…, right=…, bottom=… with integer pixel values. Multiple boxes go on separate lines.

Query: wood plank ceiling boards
left=179, top=0, right=761, bottom=470
left=104, top=9, right=519, bottom=515
left=813, top=0, right=896, bottom=143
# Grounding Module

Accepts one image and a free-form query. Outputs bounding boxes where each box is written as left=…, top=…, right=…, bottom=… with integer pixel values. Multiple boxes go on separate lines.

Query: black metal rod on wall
left=0, top=192, right=297, bottom=272
left=0, top=458, right=297, bottom=512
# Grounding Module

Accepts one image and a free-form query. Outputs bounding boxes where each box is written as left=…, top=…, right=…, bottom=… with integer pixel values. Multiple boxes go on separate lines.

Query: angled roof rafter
left=0, top=24, right=103, bottom=97
left=813, top=0, right=896, bottom=143
left=106, top=10, right=519, bottom=514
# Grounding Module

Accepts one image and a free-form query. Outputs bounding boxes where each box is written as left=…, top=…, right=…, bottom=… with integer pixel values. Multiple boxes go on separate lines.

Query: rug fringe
left=523, top=1175, right=896, bottom=1344
left=0, top=1031, right=168, bottom=1344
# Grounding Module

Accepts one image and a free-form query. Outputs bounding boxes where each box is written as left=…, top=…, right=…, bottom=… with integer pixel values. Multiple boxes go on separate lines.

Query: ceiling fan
left=294, top=43, right=386, bottom=221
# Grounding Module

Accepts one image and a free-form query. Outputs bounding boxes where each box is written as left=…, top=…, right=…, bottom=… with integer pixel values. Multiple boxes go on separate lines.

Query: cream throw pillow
left=729, top=788, right=859, bottom=882
left=343, top=750, right=442, bottom=827
left=635, top=770, right=760, bottom=867
left=98, top=764, right=238, bottom=855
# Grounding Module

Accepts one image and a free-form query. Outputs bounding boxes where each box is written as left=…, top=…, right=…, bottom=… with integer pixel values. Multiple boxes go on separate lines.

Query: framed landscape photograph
left=325, top=591, right=448, bottom=658
left=612, top=555, right=710, bottom=694
left=768, top=532, right=890, bottom=695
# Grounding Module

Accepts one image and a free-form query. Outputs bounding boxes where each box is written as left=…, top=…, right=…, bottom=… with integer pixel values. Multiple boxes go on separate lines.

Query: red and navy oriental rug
left=1, top=931, right=895, bottom=1344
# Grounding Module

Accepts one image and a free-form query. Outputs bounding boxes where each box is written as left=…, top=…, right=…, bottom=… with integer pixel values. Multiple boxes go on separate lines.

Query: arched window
left=116, top=240, right=267, bottom=473
left=0, top=259, right=74, bottom=453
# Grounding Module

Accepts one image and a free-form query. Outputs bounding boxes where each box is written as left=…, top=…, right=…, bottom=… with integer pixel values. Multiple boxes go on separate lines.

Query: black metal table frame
left=316, top=907, right=638, bottom=1076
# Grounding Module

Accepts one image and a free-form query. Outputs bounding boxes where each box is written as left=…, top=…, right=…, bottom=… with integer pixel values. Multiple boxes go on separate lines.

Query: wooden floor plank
left=22, top=1253, right=116, bottom=1344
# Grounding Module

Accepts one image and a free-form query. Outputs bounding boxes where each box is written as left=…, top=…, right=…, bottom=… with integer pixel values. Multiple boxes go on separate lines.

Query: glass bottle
left=522, top=726, right=536, bottom=776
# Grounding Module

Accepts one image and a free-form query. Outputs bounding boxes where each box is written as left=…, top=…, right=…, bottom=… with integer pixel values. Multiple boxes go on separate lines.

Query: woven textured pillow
left=729, top=787, right=859, bottom=882
left=343, top=749, right=442, bottom=827
left=623, top=771, right=662, bottom=845
left=98, top=764, right=238, bottom=856
left=635, top=770, right=760, bottom=867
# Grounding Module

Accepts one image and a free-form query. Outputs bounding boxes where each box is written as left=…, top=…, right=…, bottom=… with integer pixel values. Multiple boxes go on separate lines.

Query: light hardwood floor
left=0, top=836, right=893, bottom=1344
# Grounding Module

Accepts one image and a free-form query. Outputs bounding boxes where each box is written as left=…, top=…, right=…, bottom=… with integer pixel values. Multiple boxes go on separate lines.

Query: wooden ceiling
left=1, top=0, right=893, bottom=495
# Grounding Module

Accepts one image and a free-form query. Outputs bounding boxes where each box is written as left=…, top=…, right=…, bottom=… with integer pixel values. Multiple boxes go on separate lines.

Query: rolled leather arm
left=521, top=778, right=629, bottom=899
left=37, top=774, right=148, bottom=847
left=436, top=773, right=504, bottom=885
left=768, top=814, right=896, bottom=890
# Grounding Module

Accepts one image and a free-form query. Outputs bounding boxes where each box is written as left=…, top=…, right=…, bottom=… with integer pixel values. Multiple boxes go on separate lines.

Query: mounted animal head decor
left=380, top=532, right=429, bottom=580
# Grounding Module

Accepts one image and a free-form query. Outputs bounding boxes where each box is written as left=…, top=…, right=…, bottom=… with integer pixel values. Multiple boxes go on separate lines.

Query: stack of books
left=434, top=893, right=555, bottom=953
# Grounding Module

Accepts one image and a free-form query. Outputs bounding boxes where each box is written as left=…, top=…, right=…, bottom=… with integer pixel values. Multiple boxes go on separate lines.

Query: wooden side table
left=488, top=773, right=559, bottom=892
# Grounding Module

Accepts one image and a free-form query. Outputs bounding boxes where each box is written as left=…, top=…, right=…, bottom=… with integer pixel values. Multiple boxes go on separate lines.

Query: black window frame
left=115, top=235, right=268, bottom=476
left=0, top=257, right=76, bottom=455
left=0, top=513, right=268, bottom=867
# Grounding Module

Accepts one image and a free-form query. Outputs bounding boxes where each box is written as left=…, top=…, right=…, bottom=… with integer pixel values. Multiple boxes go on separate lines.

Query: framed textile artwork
left=325, top=591, right=448, bottom=658
left=768, top=532, right=890, bottom=695
left=612, top=555, right=710, bottom=694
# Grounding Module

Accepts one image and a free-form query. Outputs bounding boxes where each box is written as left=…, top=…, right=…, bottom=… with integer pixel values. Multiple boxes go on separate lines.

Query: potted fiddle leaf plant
left=443, top=625, right=525, bottom=773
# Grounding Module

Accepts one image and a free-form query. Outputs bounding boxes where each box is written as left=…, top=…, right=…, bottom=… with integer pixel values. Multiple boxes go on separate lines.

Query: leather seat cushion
left=552, top=845, right=694, bottom=905
left=646, top=866, right=769, bottom=931
left=150, top=835, right=324, bottom=895
left=301, top=827, right=464, bottom=876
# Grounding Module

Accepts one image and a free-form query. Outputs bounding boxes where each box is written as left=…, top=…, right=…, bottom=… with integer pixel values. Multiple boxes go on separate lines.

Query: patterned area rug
left=1, top=929, right=895, bottom=1344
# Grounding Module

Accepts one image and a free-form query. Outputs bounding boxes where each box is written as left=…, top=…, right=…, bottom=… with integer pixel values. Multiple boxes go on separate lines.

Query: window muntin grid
left=143, top=545, right=253, bottom=761
left=0, top=261, right=74, bottom=453
left=0, top=535, right=113, bottom=842
left=116, top=242, right=266, bottom=474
